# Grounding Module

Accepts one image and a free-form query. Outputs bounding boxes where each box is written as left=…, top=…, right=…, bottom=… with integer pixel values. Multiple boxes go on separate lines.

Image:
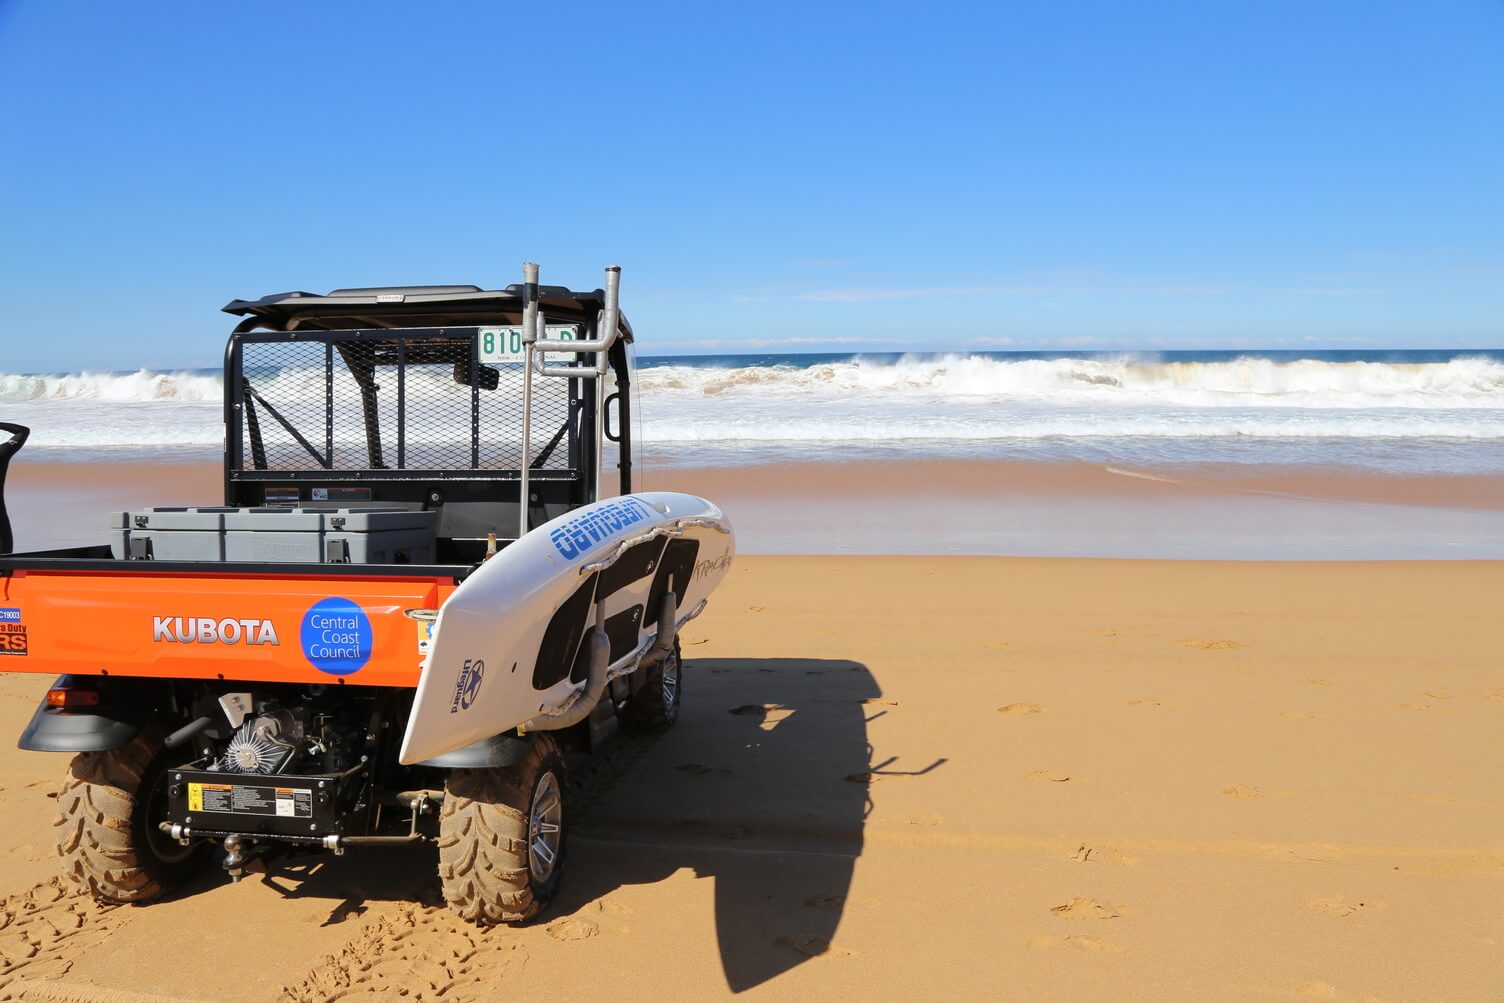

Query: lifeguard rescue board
left=398, top=492, right=735, bottom=764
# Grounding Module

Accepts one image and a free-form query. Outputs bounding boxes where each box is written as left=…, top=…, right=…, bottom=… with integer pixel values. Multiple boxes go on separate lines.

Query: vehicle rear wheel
left=55, top=725, right=206, bottom=903
left=438, top=732, right=566, bottom=924
left=626, top=640, right=682, bottom=732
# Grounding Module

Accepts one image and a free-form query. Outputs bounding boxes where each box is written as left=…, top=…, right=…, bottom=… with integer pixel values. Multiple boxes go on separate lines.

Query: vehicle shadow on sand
left=550, top=655, right=941, bottom=994
left=235, top=656, right=937, bottom=994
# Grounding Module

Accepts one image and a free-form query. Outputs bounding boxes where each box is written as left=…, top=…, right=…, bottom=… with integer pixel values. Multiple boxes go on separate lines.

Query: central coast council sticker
left=300, top=597, right=373, bottom=676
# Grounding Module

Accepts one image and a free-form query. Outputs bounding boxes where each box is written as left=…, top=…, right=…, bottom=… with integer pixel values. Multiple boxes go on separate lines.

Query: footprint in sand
left=906, top=813, right=944, bottom=826
left=681, top=636, right=709, bottom=646
left=1309, top=678, right=1332, bottom=686
left=1128, top=698, right=1162, bottom=708
left=1027, top=770, right=1073, bottom=783
left=775, top=935, right=854, bottom=959
left=1297, top=981, right=1339, bottom=1001
left=1050, top=897, right=1126, bottom=921
left=1287, top=841, right=1344, bottom=862
left=1072, top=844, right=1137, bottom=865
left=595, top=899, right=634, bottom=917
left=1488, top=689, right=1504, bottom=702
left=1306, top=895, right=1371, bottom=917
left=1423, top=689, right=1451, bottom=699
left=1222, top=784, right=1265, bottom=800
left=862, top=698, right=900, bottom=707
left=746, top=605, right=765, bottom=613
left=1399, top=703, right=1450, bottom=713
left=1175, top=638, right=1249, bottom=651
left=998, top=703, right=1044, bottom=716
left=545, top=917, right=599, bottom=941
left=1088, top=627, right=1119, bottom=638
left=1028, top=933, right=1124, bottom=953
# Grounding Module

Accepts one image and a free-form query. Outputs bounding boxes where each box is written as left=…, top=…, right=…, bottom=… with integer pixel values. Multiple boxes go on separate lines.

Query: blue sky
left=0, top=1, right=1500, bottom=371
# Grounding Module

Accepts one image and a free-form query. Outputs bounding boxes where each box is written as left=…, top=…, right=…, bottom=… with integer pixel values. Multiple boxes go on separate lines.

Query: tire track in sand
left=275, top=905, right=529, bottom=1003
left=0, top=878, right=127, bottom=999
left=277, top=725, right=666, bottom=1001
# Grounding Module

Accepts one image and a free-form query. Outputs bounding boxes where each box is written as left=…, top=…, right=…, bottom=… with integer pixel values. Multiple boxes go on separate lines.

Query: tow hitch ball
left=223, top=834, right=247, bottom=881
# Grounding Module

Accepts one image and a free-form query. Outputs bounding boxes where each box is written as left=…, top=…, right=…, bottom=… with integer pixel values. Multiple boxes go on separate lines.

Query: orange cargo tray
left=0, top=569, right=458, bottom=688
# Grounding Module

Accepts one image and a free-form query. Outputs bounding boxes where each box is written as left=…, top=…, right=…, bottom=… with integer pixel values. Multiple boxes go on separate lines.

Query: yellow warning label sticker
left=187, top=783, right=231, bottom=813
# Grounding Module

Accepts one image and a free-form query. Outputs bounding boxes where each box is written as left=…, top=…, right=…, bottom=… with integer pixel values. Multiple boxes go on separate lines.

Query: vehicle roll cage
left=223, top=265, right=634, bottom=542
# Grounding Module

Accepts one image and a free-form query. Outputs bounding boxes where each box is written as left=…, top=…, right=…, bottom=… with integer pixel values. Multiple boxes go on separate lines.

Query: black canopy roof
left=223, top=284, right=633, bottom=341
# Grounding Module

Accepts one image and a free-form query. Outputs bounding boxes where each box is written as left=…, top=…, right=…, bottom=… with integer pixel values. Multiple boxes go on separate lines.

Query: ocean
left=3, top=349, right=1502, bottom=476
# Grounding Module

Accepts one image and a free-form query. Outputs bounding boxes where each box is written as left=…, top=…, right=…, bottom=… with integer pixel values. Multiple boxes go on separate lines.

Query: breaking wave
left=0, top=369, right=223, bottom=402
left=638, top=354, right=1504, bottom=409
left=2, top=354, right=1502, bottom=468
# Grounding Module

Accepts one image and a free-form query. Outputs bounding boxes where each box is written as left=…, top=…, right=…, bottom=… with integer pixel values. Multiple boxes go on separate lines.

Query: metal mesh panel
left=238, top=332, right=581, bottom=473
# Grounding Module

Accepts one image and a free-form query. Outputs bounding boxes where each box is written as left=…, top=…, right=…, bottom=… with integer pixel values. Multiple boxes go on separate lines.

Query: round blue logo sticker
left=300, top=597, right=373, bottom=676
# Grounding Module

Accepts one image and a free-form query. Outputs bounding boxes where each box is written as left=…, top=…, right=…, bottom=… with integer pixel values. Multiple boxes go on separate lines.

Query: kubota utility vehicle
left=0, top=264, right=736, bottom=922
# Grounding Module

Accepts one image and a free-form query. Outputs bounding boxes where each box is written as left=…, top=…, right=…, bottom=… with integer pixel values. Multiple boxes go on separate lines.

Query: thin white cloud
left=797, top=285, right=1053, bottom=302
left=789, top=282, right=1378, bottom=303
left=656, top=336, right=905, bottom=350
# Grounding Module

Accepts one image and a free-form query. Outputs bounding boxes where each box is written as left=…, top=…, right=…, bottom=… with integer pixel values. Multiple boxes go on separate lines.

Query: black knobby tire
left=625, top=640, right=682, bottom=732
left=55, top=725, right=206, bottom=903
left=438, top=732, right=567, bottom=924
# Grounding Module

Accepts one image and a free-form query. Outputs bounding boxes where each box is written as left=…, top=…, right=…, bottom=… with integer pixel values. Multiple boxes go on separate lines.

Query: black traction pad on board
left=604, top=604, right=646, bottom=662
left=596, top=536, right=668, bottom=601
left=534, top=572, right=598, bottom=691
left=647, top=537, right=700, bottom=622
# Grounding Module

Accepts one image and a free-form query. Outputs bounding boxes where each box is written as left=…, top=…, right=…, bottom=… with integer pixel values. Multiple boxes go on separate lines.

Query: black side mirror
left=452, top=363, right=500, bottom=391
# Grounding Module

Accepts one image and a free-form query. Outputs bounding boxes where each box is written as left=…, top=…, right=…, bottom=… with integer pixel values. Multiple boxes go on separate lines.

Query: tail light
left=46, top=680, right=101, bottom=709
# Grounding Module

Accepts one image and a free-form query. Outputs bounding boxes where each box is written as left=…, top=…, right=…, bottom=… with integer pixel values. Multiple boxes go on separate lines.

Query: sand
left=0, top=554, right=1500, bottom=1001
left=10, top=458, right=1504, bottom=558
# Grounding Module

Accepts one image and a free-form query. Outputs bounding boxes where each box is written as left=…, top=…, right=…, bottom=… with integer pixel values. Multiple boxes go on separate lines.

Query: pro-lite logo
left=153, top=616, right=281, bottom=646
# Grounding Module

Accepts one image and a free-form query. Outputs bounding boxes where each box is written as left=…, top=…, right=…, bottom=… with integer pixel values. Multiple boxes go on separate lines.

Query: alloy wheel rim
left=527, top=771, right=563, bottom=884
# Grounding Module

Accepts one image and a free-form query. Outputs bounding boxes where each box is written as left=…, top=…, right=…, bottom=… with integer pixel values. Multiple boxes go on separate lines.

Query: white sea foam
left=0, top=369, right=223, bottom=402
left=638, top=354, right=1504, bottom=409
left=1, top=357, right=1501, bottom=467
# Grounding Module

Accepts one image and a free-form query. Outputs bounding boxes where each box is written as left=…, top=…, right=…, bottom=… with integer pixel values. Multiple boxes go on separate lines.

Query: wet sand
left=8, top=458, right=1504, bottom=558
left=0, top=555, right=1500, bottom=1001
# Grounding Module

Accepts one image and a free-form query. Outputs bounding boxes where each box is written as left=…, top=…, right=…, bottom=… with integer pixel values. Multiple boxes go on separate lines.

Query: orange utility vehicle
left=0, top=266, right=690, bottom=922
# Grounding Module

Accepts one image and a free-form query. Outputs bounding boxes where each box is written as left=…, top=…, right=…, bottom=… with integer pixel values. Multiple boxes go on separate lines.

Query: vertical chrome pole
left=596, top=266, right=620, bottom=499
left=519, top=261, right=539, bottom=539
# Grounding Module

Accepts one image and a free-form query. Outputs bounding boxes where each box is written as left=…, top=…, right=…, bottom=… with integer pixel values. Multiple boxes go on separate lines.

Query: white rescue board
left=398, top=492, right=734, bottom=764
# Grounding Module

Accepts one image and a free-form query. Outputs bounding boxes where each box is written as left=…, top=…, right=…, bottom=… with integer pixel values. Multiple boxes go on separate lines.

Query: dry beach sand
left=0, top=463, right=1500, bottom=1000
left=0, top=553, right=1499, bottom=1000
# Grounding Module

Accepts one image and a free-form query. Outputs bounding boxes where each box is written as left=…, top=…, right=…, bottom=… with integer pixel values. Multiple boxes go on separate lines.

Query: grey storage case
left=112, top=507, right=238, bottom=561
left=223, top=507, right=437, bottom=565
left=111, top=506, right=437, bottom=565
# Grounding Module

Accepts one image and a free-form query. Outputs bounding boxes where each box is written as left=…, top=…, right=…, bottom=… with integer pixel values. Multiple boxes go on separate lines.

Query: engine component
left=220, top=716, right=295, bottom=774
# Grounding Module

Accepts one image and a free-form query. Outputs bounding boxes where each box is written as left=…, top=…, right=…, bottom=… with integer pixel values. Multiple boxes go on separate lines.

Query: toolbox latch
left=129, top=537, right=154, bottom=560
left=325, top=539, right=350, bottom=563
